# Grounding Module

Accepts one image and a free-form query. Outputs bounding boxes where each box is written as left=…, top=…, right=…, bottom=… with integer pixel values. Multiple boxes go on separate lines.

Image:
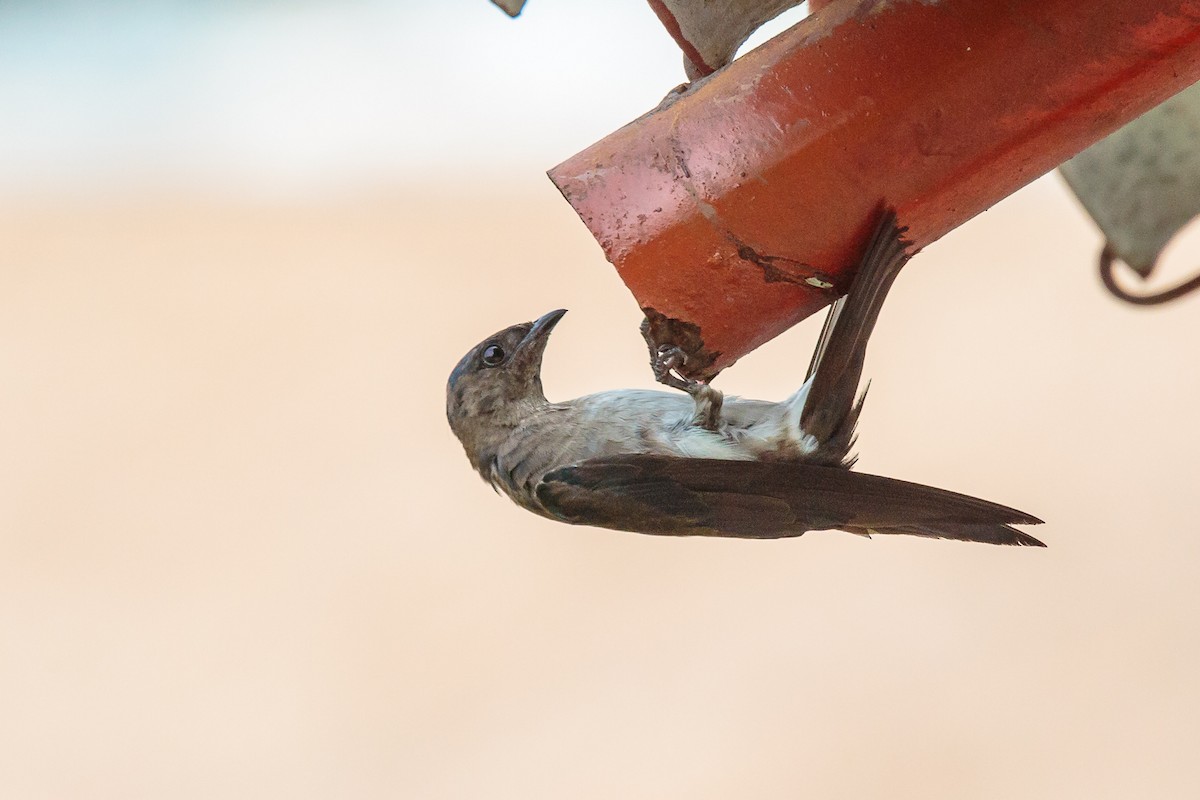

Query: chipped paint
left=551, top=0, right=1200, bottom=377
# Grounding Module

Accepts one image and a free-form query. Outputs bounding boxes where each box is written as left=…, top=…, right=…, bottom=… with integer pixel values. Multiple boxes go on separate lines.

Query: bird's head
left=446, top=309, right=566, bottom=462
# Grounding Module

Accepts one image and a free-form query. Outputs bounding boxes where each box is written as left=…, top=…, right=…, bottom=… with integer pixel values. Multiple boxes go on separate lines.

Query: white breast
left=569, top=388, right=813, bottom=462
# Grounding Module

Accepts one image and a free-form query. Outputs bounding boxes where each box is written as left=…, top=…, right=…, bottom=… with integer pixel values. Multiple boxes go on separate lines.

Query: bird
left=445, top=208, right=1044, bottom=546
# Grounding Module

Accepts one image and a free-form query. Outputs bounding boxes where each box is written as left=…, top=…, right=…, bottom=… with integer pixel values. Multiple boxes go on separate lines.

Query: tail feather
left=847, top=522, right=1046, bottom=547
left=801, top=206, right=913, bottom=464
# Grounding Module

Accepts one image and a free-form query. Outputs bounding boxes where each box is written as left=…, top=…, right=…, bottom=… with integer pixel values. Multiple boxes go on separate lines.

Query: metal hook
left=1098, top=243, right=1200, bottom=306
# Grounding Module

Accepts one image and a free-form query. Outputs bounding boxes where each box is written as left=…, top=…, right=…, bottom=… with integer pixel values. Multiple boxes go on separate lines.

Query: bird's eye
left=481, top=344, right=505, bottom=366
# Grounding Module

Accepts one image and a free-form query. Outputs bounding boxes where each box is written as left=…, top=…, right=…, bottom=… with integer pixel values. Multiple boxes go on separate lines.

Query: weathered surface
left=550, top=0, right=1200, bottom=378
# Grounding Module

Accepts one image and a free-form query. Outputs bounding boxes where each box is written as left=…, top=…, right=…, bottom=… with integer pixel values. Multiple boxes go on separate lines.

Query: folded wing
left=536, top=455, right=1044, bottom=546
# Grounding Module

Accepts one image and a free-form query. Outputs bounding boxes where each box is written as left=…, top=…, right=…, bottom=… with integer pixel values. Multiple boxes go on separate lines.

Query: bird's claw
left=653, top=345, right=698, bottom=393
left=654, top=345, right=723, bottom=431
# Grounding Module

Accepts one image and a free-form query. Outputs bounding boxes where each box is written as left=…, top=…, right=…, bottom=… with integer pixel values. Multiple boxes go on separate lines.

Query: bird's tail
left=801, top=206, right=913, bottom=466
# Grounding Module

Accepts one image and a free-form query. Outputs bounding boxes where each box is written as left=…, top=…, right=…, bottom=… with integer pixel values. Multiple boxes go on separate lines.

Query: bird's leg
left=654, top=345, right=724, bottom=432
left=689, top=383, right=724, bottom=431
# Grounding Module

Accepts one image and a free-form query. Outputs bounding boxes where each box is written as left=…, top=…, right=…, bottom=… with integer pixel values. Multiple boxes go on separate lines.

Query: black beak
left=526, top=308, right=567, bottom=342
left=513, top=308, right=567, bottom=368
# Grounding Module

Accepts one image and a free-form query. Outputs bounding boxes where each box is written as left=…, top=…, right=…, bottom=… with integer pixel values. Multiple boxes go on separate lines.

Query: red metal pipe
left=550, top=0, right=1200, bottom=379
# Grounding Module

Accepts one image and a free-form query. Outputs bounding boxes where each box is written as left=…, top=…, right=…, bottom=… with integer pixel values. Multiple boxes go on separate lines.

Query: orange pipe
left=550, top=0, right=1200, bottom=378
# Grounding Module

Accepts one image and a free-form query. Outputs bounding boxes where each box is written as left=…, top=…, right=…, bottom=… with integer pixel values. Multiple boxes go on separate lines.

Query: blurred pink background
left=2, top=3, right=1200, bottom=798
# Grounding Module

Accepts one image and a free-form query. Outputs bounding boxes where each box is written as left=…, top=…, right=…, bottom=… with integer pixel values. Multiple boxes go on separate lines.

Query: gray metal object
left=487, top=0, right=803, bottom=76
left=489, top=0, right=527, bottom=17
left=645, top=0, right=803, bottom=78
left=1061, top=80, right=1200, bottom=303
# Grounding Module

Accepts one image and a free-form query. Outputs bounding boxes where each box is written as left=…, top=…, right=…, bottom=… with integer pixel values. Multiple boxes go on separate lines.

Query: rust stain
left=551, top=0, right=1200, bottom=374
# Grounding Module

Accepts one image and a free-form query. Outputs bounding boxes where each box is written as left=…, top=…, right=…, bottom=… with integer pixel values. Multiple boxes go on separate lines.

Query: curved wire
left=1098, top=243, right=1200, bottom=306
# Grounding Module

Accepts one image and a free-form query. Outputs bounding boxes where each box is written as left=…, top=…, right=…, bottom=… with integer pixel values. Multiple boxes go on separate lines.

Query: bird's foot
left=652, top=344, right=697, bottom=392
left=654, top=345, right=723, bottom=431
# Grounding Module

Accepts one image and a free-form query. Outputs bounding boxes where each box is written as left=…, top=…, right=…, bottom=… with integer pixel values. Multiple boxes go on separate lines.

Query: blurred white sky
left=0, top=0, right=808, bottom=198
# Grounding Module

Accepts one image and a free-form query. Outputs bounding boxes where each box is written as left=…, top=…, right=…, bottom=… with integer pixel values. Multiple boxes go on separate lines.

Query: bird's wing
left=535, top=455, right=1044, bottom=546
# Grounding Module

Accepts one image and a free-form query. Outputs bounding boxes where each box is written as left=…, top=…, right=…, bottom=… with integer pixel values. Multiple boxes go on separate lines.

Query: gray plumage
left=446, top=210, right=1044, bottom=546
